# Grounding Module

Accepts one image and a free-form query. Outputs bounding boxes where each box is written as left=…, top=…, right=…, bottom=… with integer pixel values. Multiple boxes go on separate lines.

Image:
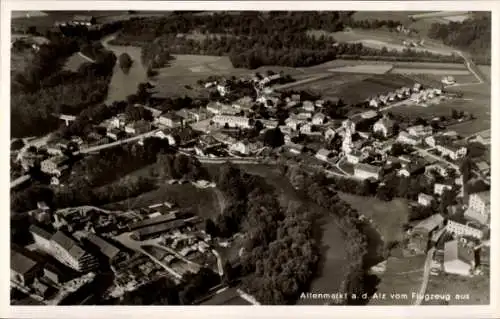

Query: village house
left=125, top=121, right=151, bottom=135
left=441, top=76, right=456, bottom=85
left=413, top=83, right=423, bottom=92
left=436, top=141, right=467, bottom=160
left=46, top=145, right=64, bottom=156
left=315, top=148, right=332, bottom=162
left=285, top=117, right=301, bottom=131
left=413, top=214, right=444, bottom=237
left=260, top=119, right=279, bottom=129
left=107, top=128, right=124, bottom=140
left=369, top=97, right=379, bottom=108
left=233, top=96, right=254, bottom=111
left=315, top=100, right=325, bottom=108
left=443, top=239, right=475, bottom=276
left=446, top=220, right=483, bottom=240
left=346, top=150, right=367, bottom=164
left=373, top=117, right=396, bottom=137
left=206, top=102, right=239, bottom=116
left=464, top=191, right=490, bottom=225
left=354, top=163, right=381, bottom=180
left=297, top=112, right=313, bottom=121
left=434, top=183, right=453, bottom=196
left=324, top=127, right=336, bottom=140
left=72, top=15, right=97, bottom=26
left=135, top=104, right=163, bottom=118
left=212, top=115, right=251, bottom=129
left=418, top=193, right=434, bottom=206
left=158, top=113, right=184, bottom=128
left=407, top=125, right=433, bottom=137
left=110, top=115, right=126, bottom=129
left=312, top=113, right=326, bottom=125
left=216, top=81, right=231, bottom=96
left=11, top=246, right=42, bottom=287
left=475, top=161, right=490, bottom=177
left=425, top=163, right=450, bottom=178
left=287, top=143, right=304, bottom=155
left=155, top=130, right=177, bottom=146
left=302, top=101, right=315, bottom=112
left=229, top=141, right=251, bottom=155
left=299, top=123, right=312, bottom=134
left=397, top=159, right=426, bottom=177
left=40, top=156, right=69, bottom=177
left=397, top=131, right=422, bottom=146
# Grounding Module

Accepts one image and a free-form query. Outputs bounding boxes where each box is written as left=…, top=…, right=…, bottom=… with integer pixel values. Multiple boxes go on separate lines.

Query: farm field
left=477, top=65, right=491, bottom=82
left=423, top=271, right=490, bottom=305
left=391, top=68, right=470, bottom=75
left=290, top=73, right=416, bottom=104
left=311, top=59, right=465, bottom=72
left=369, top=255, right=426, bottom=305
left=328, top=64, right=393, bottom=74
left=11, top=50, right=34, bottom=73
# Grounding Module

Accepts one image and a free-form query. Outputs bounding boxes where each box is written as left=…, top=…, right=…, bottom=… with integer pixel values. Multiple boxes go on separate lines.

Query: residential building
left=50, top=231, right=99, bottom=272
left=407, top=125, right=433, bottom=137
left=434, top=183, right=453, bottom=196
left=302, top=101, right=315, bottom=112
left=158, top=113, right=184, bottom=128
left=72, top=15, right=96, bottom=26
left=397, top=131, right=422, bottom=146
left=475, top=161, right=490, bottom=176
left=312, top=113, right=326, bottom=125
left=413, top=83, right=422, bottom=92
left=110, top=115, right=126, bottom=129
left=443, top=240, right=475, bottom=276
left=346, top=150, right=366, bottom=164
left=315, top=100, right=325, bottom=108
left=135, top=104, right=163, bottom=118
left=260, top=119, right=279, bottom=129
left=464, top=191, right=490, bottom=225
left=413, top=214, right=444, bottom=237
left=369, top=98, right=379, bottom=108
left=315, top=148, right=332, bottom=162
left=373, top=117, right=396, bottom=137
left=342, top=119, right=356, bottom=133
left=30, top=225, right=53, bottom=252
left=11, top=246, right=42, bottom=286
left=40, top=156, right=69, bottom=177
left=285, top=117, right=301, bottom=131
left=446, top=220, right=483, bottom=240
left=154, top=130, right=177, bottom=145
left=354, top=163, right=381, bottom=180
left=287, top=143, right=304, bottom=155
left=324, top=127, right=336, bottom=140
left=397, top=159, right=425, bottom=177
left=418, top=193, right=434, bottom=207
left=230, top=141, right=251, bottom=155
left=124, top=121, right=151, bottom=135
left=436, top=141, right=467, bottom=160
left=212, top=115, right=251, bottom=129
left=107, top=128, right=124, bottom=140
left=425, top=163, right=449, bottom=177
left=43, top=263, right=67, bottom=284
left=299, top=123, right=312, bottom=134
left=297, top=112, right=313, bottom=120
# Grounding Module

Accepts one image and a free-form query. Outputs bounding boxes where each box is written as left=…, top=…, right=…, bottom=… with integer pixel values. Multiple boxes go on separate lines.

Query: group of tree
left=11, top=34, right=116, bottom=138
left=156, top=153, right=207, bottom=181
left=427, top=14, right=491, bottom=64
left=111, top=12, right=462, bottom=70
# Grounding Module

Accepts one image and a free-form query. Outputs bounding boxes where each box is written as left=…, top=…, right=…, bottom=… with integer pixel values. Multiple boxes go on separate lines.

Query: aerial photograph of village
left=9, top=10, right=491, bottom=306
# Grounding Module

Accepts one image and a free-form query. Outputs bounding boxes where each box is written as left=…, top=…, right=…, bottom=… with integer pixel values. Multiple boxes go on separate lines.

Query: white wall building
left=446, top=220, right=483, bottom=240
left=212, top=115, right=251, bottom=129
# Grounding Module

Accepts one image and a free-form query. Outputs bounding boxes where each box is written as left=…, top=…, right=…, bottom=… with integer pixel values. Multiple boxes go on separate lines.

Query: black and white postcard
left=2, top=1, right=498, bottom=318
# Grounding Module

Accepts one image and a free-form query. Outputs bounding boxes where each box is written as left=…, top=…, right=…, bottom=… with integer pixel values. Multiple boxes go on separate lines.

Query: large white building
left=465, top=191, right=490, bottom=225
left=407, top=125, right=433, bottom=137
left=434, top=183, right=453, bottom=196
left=50, top=231, right=99, bottom=272
left=373, top=117, right=395, bottom=137
left=443, top=240, right=475, bottom=276
left=212, top=115, right=251, bottom=129
left=446, top=220, right=483, bottom=240
left=436, top=142, right=467, bottom=160
left=397, top=131, right=422, bottom=146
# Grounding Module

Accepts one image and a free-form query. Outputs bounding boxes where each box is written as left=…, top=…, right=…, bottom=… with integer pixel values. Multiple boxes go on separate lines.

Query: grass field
left=328, top=64, right=394, bottom=74
left=105, top=182, right=222, bottom=219
left=369, top=255, right=426, bottom=305
left=291, top=73, right=416, bottom=104
left=423, top=271, right=490, bottom=305
left=477, top=65, right=491, bottom=82
left=338, top=194, right=409, bottom=248
left=391, top=68, right=470, bottom=75
left=63, top=52, right=89, bottom=72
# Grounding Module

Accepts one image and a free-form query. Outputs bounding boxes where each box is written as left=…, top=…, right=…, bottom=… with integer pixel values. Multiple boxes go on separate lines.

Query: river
left=101, top=35, right=149, bottom=105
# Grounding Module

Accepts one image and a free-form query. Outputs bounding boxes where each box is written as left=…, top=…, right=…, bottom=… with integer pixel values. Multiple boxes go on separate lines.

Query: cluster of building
left=409, top=190, right=490, bottom=277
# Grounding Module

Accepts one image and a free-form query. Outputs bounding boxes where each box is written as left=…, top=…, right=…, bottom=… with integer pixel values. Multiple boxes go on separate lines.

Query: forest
left=427, top=15, right=491, bottom=64
left=111, top=11, right=461, bottom=69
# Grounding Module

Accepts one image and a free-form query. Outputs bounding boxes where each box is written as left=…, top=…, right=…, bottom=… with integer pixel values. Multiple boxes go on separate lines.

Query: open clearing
left=369, top=255, right=426, bottom=305
left=391, top=68, right=470, bottom=75
left=104, top=183, right=222, bottom=220
left=328, top=64, right=393, bottom=74
left=291, top=73, right=416, bottom=104
left=338, top=194, right=409, bottom=248
left=424, top=272, right=489, bottom=305
left=63, top=52, right=89, bottom=72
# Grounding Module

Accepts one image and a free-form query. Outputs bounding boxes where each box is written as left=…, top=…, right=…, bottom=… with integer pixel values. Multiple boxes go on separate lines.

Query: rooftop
left=51, top=231, right=87, bottom=261
left=11, top=246, right=39, bottom=275
left=444, top=239, right=474, bottom=264
left=414, top=214, right=444, bottom=233
left=29, top=224, right=52, bottom=240
left=471, top=191, right=490, bottom=205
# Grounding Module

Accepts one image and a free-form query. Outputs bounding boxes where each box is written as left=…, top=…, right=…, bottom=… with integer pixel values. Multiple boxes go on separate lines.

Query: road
left=413, top=247, right=436, bottom=305
left=77, top=52, right=96, bottom=63
left=272, top=73, right=335, bottom=91
left=453, top=50, right=485, bottom=84
left=10, top=174, right=31, bottom=189
left=74, top=129, right=161, bottom=155
left=414, top=147, right=459, bottom=170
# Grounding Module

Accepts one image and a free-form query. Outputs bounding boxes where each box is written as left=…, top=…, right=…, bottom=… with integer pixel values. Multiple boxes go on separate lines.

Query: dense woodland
left=427, top=15, right=491, bottom=64
left=11, top=35, right=116, bottom=138
left=111, top=12, right=462, bottom=69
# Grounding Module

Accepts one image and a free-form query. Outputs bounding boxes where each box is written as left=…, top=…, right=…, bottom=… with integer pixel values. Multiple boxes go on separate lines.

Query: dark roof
left=29, top=224, right=52, bottom=240
left=128, top=213, right=178, bottom=230
left=85, top=232, right=121, bottom=260
left=11, top=248, right=38, bottom=275
left=73, top=15, right=95, bottom=22
left=51, top=231, right=86, bottom=260
left=136, top=219, right=189, bottom=238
